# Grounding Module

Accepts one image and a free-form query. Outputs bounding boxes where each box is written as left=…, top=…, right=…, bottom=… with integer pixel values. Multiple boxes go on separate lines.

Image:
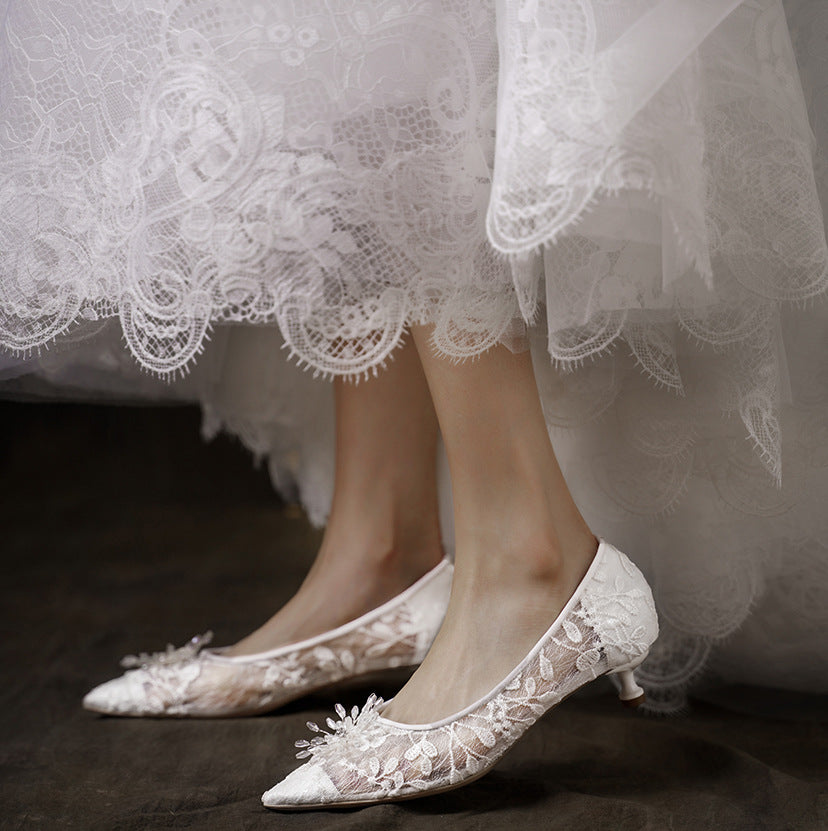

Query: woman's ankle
left=450, top=519, right=597, bottom=592
left=315, top=519, right=444, bottom=580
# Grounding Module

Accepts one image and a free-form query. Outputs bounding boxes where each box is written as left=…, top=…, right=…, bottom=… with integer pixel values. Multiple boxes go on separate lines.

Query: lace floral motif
left=0, top=0, right=510, bottom=376
left=3, top=3, right=824, bottom=389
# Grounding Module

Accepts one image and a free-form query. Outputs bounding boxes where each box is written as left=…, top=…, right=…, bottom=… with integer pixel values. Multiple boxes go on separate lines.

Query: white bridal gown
left=0, top=0, right=826, bottom=711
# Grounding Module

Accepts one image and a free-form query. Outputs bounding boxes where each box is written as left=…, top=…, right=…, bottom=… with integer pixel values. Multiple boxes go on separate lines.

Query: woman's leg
left=383, top=328, right=598, bottom=722
left=230, top=334, right=444, bottom=655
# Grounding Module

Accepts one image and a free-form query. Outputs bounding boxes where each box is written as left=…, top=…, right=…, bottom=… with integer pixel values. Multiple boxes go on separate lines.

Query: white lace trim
left=3, top=0, right=828, bottom=712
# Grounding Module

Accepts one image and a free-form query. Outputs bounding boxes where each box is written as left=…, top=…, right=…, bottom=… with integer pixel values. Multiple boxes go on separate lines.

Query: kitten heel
left=616, top=668, right=645, bottom=708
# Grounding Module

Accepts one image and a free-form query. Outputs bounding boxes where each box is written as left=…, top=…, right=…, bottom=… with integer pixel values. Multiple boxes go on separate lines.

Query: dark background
left=1, top=401, right=826, bottom=829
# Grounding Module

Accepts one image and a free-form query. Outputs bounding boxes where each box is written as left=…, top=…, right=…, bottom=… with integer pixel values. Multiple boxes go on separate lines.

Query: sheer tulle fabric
left=1, top=0, right=827, bottom=710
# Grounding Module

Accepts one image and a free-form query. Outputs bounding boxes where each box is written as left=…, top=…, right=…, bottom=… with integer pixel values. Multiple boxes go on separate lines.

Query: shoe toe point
left=82, top=674, right=151, bottom=716
left=82, top=679, right=119, bottom=714
left=262, top=763, right=341, bottom=808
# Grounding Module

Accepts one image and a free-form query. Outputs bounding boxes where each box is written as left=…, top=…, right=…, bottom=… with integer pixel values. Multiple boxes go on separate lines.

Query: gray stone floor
left=1, top=402, right=826, bottom=829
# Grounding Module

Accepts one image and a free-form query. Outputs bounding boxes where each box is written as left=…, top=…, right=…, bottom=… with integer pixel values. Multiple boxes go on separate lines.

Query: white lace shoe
left=262, top=540, right=658, bottom=809
left=82, top=557, right=453, bottom=718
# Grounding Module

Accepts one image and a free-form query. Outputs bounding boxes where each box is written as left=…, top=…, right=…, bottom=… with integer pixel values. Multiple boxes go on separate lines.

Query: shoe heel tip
left=620, top=693, right=645, bottom=709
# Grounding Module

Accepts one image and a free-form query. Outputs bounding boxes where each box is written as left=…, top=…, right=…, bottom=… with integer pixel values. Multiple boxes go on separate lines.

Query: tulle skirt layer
left=1, top=0, right=827, bottom=710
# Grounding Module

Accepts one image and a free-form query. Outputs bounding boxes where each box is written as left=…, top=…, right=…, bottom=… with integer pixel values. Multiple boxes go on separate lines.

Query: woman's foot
left=382, top=529, right=598, bottom=723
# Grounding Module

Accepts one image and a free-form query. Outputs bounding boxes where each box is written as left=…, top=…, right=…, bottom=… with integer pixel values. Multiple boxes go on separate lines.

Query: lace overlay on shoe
left=84, top=560, right=452, bottom=717
left=269, top=545, right=657, bottom=804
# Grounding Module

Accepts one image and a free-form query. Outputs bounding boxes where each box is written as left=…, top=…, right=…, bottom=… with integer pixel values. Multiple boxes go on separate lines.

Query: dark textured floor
left=1, top=401, right=827, bottom=830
